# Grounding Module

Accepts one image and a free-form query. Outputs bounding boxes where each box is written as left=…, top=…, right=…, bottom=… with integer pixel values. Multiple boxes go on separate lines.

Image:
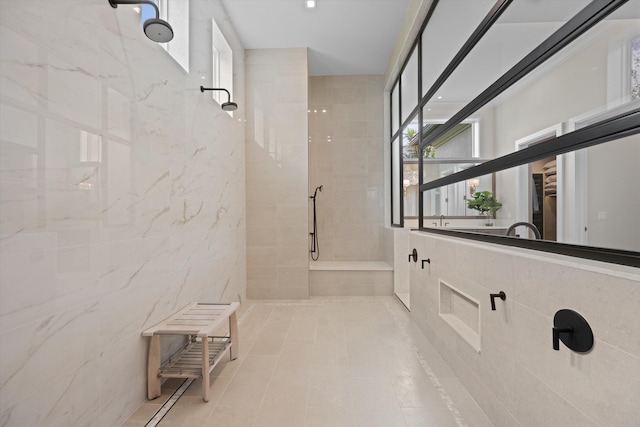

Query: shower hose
left=310, top=193, right=320, bottom=261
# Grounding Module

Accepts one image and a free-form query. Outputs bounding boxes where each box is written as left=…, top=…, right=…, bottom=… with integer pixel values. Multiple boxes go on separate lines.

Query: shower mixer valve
left=552, top=309, right=594, bottom=353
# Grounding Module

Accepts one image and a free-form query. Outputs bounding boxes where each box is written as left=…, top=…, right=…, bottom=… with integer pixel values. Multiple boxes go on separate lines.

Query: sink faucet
left=440, top=215, right=445, bottom=226
left=505, top=222, right=541, bottom=239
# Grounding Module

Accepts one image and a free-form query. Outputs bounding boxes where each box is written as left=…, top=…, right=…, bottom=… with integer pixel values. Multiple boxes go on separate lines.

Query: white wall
left=409, top=231, right=640, bottom=427
left=245, top=48, right=309, bottom=299
left=0, top=0, right=246, bottom=425
left=586, top=136, right=640, bottom=251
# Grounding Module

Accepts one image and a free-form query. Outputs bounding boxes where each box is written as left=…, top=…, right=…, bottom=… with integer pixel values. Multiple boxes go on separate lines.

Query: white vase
left=484, top=212, right=493, bottom=226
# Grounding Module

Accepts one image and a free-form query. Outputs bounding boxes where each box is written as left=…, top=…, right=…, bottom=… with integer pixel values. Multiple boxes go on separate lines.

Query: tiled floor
left=123, top=297, right=494, bottom=427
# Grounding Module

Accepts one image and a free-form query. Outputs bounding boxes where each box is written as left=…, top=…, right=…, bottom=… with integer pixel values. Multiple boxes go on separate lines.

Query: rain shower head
left=143, top=17, right=174, bottom=43
left=109, top=0, right=174, bottom=43
left=221, top=101, right=238, bottom=112
left=200, top=86, right=238, bottom=111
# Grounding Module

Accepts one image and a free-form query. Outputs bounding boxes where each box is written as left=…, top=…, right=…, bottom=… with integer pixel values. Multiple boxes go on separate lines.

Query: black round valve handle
left=553, top=309, right=594, bottom=353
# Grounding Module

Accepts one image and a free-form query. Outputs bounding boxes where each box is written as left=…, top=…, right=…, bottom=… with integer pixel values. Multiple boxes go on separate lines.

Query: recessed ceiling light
left=306, top=0, right=316, bottom=8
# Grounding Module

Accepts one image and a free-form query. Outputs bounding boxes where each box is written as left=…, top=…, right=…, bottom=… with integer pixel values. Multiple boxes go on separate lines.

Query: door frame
left=514, top=123, right=564, bottom=240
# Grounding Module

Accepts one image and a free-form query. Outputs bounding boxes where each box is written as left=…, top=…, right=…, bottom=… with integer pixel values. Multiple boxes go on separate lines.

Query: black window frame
left=390, top=0, right=640, bottom=268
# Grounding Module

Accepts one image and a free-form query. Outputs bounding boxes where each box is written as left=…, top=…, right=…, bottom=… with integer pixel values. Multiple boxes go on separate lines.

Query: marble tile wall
left=0, top=0, right=246, bottom=425
left=309, top=75, right=386, bottom=261
left=409, top=231, right=640, bottom=426
left=245, top=48, right=309, bottom=299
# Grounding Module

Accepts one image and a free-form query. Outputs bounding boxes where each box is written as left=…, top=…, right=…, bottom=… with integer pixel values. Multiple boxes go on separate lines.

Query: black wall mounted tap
left=489, top=291, right=506, bottom=311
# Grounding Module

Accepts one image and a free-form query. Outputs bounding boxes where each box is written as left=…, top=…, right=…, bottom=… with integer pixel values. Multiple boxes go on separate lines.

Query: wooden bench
left=141, top=302, right=240, bottom=402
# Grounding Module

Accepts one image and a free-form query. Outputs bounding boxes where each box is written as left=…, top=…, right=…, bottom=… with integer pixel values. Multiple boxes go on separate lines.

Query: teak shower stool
left=142, top=302, right=240, bottom=402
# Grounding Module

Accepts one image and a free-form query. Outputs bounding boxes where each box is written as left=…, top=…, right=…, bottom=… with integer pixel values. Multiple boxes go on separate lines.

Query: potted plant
left=466, top=190, right=502, bottom=226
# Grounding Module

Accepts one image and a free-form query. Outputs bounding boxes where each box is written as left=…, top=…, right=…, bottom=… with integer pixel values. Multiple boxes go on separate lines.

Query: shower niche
left=439, top=280, right=481, bottom=353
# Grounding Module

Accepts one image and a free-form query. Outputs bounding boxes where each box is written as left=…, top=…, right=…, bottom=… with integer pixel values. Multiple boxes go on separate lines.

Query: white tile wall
left=409, top=231, right=640, bottom=426
left=309, top=75, right=386, bottom=262
left=0, top=0, right=246, bottom=425
left=245, top=48, right=309, bottom=299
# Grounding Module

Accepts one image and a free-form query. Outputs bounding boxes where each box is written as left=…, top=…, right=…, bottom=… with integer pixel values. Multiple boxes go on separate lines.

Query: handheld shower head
left=310, top=185, right=323, bottom=200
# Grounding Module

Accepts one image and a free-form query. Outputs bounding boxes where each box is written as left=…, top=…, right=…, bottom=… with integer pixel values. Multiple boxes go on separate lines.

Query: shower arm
left=109, top=0, right=160, bottom=19
left=200, top=86, right=232, bottom=101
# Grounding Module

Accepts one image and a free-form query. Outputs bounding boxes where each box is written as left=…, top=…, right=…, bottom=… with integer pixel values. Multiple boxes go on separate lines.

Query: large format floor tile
left=123, top=297, right=493, bottom=427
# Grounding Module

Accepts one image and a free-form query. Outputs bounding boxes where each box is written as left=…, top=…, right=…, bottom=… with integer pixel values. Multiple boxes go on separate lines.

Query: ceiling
left=219, top=0, right=411, bottom=76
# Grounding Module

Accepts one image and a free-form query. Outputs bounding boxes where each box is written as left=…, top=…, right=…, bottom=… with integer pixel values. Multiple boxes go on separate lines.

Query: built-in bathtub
left=309, top=261, right=393, bottom=296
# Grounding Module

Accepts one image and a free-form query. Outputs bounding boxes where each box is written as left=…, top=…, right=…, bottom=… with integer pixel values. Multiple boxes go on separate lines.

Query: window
left=391, top=82, right=400, bottom=135
left=421, top=0, right=497, bottom=97
left=400, top=47, right=418, bottom=124
left=212, top=18, right=233, bottom=112
left=141, top=0, right=189, bottom=71
left=390, top=0, right=639, bottom=267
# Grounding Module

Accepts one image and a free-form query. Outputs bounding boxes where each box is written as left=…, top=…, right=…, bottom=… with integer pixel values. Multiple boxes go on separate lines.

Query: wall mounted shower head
left=200, top=86, right=238, bottom=111
left=143, top=17, right=174, bottom=43
left=221, top=101, right=238, bottom=112
left=109, top=0, right=174, bottom=43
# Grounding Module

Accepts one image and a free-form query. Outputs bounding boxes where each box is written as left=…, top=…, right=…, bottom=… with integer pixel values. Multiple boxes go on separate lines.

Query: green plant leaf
left=466, top=190, right=502, bottom=213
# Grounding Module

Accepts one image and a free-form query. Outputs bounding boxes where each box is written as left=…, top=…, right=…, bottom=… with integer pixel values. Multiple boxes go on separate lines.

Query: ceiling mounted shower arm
left=200, top=86, right=238, bottom=111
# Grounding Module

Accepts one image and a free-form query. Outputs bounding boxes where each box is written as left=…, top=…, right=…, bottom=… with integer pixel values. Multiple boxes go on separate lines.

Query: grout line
left=517, top=359, right=599, bottom=426
left=249, top=304, right=281, bottom=427
left=238, top=302, right=257, bottom=326
left=206, top=302, right=275, bottom=427
left=144, top=378, right=194, bottom=427
left=383, top=299, right=468, bottom=427
left=341, top=303, right=359, bottom=427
